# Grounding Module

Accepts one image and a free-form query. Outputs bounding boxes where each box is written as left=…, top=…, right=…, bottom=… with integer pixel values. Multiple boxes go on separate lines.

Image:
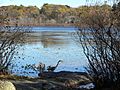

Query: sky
left=0, top=0, right=86, bottom=8
left=0, top=0, right=112, bottom=8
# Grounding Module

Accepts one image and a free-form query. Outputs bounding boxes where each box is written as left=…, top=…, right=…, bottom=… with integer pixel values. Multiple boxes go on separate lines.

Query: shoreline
left=0, top=23, right=75, bottom=27
left=0, top=71, right=93, bottom=90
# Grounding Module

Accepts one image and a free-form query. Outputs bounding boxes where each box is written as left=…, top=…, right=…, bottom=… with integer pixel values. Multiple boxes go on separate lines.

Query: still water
left=12, top=26, right=88, bottom=77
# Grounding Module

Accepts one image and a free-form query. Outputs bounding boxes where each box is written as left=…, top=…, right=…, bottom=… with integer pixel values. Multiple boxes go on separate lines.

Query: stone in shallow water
left=0, top=81, right=16, bottom=90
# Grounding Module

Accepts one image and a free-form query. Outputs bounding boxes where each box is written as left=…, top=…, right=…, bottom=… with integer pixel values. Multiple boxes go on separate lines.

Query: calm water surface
left=12, top=26, right=88, bottom=77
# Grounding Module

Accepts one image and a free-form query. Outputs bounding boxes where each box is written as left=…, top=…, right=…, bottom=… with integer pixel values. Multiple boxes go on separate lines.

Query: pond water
left=11, top=26, right=88, bottom=77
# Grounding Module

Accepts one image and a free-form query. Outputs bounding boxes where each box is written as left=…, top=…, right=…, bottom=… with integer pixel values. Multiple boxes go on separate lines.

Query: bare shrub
left=0, top=9, right=28, bottom=73
left=76, top=3, right=120, bottom=89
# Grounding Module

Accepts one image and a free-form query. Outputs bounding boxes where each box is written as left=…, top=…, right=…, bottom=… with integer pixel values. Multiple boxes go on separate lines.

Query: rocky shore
left=0, top=71, right=95, bottom=90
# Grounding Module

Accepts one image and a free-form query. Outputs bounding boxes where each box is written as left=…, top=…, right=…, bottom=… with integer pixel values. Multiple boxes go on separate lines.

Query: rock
left=39, top=71, right=88, bottom=78
left=79, top=83, right=95, bottom=89
left=0, top=80, right=16, bottom=90
left=64, top=75, right=92, bottom=88
left=39, top=71, right=94, bottom=89
left=43, top=83, right=57, bottom=90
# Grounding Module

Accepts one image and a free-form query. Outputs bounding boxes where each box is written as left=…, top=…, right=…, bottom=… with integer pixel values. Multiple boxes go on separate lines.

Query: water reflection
left=11, top=27, right=87, bottom=77
left=26, top=31, right=70, bottom=48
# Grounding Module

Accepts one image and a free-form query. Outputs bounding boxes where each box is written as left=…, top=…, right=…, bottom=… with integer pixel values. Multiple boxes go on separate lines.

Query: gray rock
left=79, top=83, right=95, bottom=89
left=0, top=80, right=16, bottom=90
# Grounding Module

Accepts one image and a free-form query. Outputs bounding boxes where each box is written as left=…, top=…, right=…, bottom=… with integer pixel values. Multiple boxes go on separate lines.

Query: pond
left=11, top=26, right=88, bottom=77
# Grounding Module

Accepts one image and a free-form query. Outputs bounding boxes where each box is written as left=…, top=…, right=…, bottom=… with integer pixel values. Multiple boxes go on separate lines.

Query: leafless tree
left=76, top=2, right=120, bottom=89
left=0, top=8, right=28, bottom=73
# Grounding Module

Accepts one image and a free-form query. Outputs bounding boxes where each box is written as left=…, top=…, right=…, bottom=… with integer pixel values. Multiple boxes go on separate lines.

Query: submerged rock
left=0, top=80, right=16, bottom=90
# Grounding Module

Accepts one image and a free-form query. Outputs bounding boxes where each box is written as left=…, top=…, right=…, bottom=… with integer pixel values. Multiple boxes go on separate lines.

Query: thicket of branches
left=77, top=1, right=120, bottom=89
left=0, top=9, right=28, bottom=73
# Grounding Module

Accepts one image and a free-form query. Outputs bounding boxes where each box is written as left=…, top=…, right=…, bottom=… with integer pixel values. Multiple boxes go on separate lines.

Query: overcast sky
left=0, top=0, right=112, bottom=8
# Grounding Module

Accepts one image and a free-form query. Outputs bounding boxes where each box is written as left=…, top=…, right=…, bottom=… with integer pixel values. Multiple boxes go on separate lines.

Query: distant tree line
left=0, top=3, right=112, bottom=26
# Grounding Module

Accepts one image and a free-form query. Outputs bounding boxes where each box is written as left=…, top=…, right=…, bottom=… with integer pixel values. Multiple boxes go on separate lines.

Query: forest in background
left=0, top=3, right=111, bottom=26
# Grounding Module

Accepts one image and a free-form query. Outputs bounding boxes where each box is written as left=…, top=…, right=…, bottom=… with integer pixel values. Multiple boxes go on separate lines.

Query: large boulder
left=0, top=80, right=16, bottom=90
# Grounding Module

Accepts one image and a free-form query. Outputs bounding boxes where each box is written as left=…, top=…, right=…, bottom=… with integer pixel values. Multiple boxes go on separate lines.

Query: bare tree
left=0, top=8, right=28, bottom=74
left=76, top=2, right=120, bottom=89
